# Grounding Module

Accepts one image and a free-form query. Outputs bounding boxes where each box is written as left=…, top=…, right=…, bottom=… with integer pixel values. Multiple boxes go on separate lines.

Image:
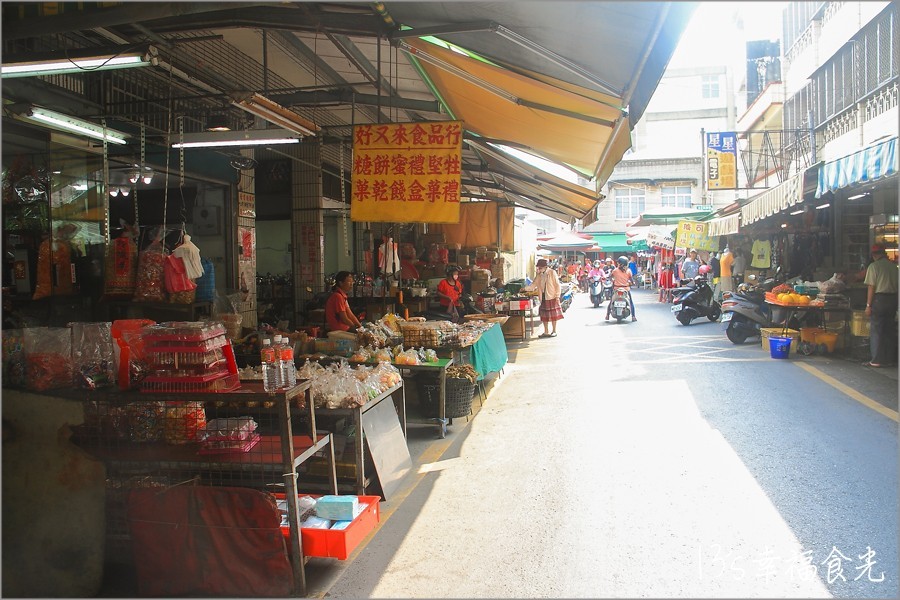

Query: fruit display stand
left=764, top=299, right=852, bottom=357
left=69, top=380, right=337, bottom=597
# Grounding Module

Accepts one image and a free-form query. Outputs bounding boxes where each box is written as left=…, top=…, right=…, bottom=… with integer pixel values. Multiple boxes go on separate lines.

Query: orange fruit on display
left=777, top=293, right=789, bottom=303
left=798, top=295, right=811, bottom=305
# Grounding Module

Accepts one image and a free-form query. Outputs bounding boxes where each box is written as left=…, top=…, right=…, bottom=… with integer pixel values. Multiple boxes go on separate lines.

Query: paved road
left=311, top=288, right=898, bottom=599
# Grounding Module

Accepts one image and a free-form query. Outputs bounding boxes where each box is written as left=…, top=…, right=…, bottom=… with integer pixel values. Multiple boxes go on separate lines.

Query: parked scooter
left=720, top=273, right=785, bottom=343
left=670, top=267, right=721, bottom=325
left=609, top=287, right=632, bottom=322
left=559, top=281, right=575, bottom=312
left=589, top=275, right=604, bottom=308
left=602, top=277, right=613, bottom=301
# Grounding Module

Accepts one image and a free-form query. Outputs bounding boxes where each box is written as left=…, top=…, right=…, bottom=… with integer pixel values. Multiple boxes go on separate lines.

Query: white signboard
left=646, top=225, right=676, bottom=250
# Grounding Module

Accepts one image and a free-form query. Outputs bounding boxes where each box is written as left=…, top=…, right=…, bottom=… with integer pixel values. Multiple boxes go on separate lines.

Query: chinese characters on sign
left=675, top=220, right=718, bottom=252
left=707, top=131, right=737, bottom=190
left=238, top=191, right=256, bottom=218
left=646, top=225, right=676, bottom=250
left=299, top=224, right=321, bottom=283
left=697, top=544, right=885, bottom=585
left=350, top=121, right=464, bottom=223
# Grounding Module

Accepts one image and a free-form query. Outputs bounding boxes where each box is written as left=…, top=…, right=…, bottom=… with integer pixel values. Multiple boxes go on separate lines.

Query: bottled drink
left=278, top=334, right=297, bottom=389
left=272, top=335, right=285, bottom=389
left=260, top=338, right=279, bottom=392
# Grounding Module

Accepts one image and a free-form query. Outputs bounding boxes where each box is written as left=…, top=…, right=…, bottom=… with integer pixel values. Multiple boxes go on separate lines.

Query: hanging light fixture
left=2, top=45, right=158, bottom=78
left=120, top=187, right=130, bottom=197
left=172, top=129, right=301, bottom=148
left=16, top=105, right=129, bottom=145
left=141, top=167, right=154, bottom=185
left=128, top=168, right=141, bottom=184
left=231, top=93, right=319, bottom=137
left=205, top=113, right=231, bottom=132
left=109, top=187, right=120, bottom=197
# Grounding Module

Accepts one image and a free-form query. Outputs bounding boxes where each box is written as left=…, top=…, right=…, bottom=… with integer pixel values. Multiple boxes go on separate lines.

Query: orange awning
left=403, top=38, right=631, bottom=179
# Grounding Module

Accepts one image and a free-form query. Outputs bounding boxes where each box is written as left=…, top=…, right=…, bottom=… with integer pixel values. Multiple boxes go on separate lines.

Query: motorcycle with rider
left=605, top=256, right=637, bottom=322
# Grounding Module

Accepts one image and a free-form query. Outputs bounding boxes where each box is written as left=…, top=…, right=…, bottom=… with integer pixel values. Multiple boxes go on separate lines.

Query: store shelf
left=71, top=380, right=335, bottom=597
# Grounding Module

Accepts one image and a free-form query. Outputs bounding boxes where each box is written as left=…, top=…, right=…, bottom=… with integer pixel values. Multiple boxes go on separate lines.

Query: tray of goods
left=141, top=321, right=226, bottom=343
left=463, top=313, right=509, bottom=325
left=398, top=320, right=458, bottom=348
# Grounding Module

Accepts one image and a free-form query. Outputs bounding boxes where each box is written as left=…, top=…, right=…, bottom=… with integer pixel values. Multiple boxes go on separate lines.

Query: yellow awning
left=404, top=38, right=632, bottom=180
left=464, top=140, right=601, bottom=220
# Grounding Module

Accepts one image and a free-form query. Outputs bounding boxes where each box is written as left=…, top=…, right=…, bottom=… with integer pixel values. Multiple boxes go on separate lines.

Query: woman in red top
left=325, top=271, right=362, bottom=332
left=436, top=265, right=464, bottom=322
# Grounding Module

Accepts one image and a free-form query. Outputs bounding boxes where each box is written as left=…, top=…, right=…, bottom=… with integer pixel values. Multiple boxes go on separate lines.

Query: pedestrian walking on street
left=524, top=258, right=563, bottom=338
left=863, top=244, right=898, bottom=367
left=681, top=248, right=701, bottom=281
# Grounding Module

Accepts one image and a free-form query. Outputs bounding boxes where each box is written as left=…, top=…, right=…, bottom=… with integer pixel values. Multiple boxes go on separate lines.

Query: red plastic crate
left=276, top=494, right=380, bottom=560
left=508, top=299, right=531, bottom=311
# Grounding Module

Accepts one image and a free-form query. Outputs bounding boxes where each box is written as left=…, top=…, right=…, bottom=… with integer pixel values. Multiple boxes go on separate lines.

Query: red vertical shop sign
left=350, top=121, right=463, bottom=224
left=299, top=224, right=320, bottom=283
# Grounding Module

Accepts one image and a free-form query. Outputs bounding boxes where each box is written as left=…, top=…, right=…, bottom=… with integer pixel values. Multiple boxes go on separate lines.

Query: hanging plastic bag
left=103, top=232, right=138, bottom=299
left=195, top=257, right=215, bottom=303
left=33, top=238, right=74, bottom=300
left=171, top=234, right=204, bottom=279
left=134, top=237, right=168, bottom=302
left=165, top=254, right=197, bottom=303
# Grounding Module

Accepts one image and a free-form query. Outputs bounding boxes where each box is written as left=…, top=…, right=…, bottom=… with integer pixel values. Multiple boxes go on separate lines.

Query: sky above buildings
left=669, top=1, right=787, bottom=68
left=508, top=2, right=791, bottom=189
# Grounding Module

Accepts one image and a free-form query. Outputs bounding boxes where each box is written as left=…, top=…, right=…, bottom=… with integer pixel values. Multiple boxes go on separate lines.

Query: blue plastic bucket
left=769, top=336, right=792, bottom=359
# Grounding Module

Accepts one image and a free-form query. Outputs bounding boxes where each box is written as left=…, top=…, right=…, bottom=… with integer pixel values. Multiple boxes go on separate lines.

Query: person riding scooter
left=588, top=259, right=606, bottom=308
left=605, top=256, right=637, bottom=322
left=602, top=258, right=615, bottom=300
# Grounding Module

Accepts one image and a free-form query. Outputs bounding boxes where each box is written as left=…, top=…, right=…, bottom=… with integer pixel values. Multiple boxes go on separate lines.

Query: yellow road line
left=794, top=362, right=899, bottom=422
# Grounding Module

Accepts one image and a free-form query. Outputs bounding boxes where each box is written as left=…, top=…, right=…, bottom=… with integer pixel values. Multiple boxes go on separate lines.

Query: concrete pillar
left=290, top=141, right=325, bottom=323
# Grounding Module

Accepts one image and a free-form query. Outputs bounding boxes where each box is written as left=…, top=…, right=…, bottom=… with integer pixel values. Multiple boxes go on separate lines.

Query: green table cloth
left=469, top=323, right=508, bottom=380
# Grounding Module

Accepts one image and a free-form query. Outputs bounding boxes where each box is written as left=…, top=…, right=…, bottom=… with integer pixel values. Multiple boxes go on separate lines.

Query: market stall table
left=441, top=322, right=508, bottom=382
left=764, top=300, right=852, bottom=356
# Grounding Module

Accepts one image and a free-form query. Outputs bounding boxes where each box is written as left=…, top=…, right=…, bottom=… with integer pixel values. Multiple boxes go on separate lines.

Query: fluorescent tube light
left=2, top=45, right=158, bottom=78
left=815, top=203, right=831, bottom=210
left=789, top=209, right=804, bottom=215
left=231, top=93, right=319, bottom=137
left=847, top=193, right=868, bottom=200
left=22, top=106, right=128, bottom=145
left=171, top=129, right=301, bottom=148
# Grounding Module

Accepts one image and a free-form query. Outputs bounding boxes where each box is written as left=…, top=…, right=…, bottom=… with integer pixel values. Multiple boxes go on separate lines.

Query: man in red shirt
left=325, top=271, right=362, bottom=332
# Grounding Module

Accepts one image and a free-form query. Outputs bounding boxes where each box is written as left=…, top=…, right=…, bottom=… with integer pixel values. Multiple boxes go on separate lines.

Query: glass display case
left=870, top=214, right=899, bottom=263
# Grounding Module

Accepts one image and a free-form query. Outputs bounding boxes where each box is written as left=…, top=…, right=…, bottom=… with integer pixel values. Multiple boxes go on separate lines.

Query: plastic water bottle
left=260, top=338, right=279, bottom=392
left=278, top=335, right=297, bottom=389
left=272, top=335, right=286, bottom=389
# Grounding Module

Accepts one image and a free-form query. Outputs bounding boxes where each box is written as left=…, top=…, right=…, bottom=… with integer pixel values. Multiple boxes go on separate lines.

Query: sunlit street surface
left=321, top=289, right=898, bottom=598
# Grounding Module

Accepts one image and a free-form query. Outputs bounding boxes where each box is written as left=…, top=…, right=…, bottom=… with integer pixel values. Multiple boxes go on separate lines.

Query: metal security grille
left=859, top=5, right=898, bottom=100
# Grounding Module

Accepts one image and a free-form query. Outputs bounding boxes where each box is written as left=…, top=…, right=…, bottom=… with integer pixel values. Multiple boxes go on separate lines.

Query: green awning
left=585, top=232, right=632, bottom=253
